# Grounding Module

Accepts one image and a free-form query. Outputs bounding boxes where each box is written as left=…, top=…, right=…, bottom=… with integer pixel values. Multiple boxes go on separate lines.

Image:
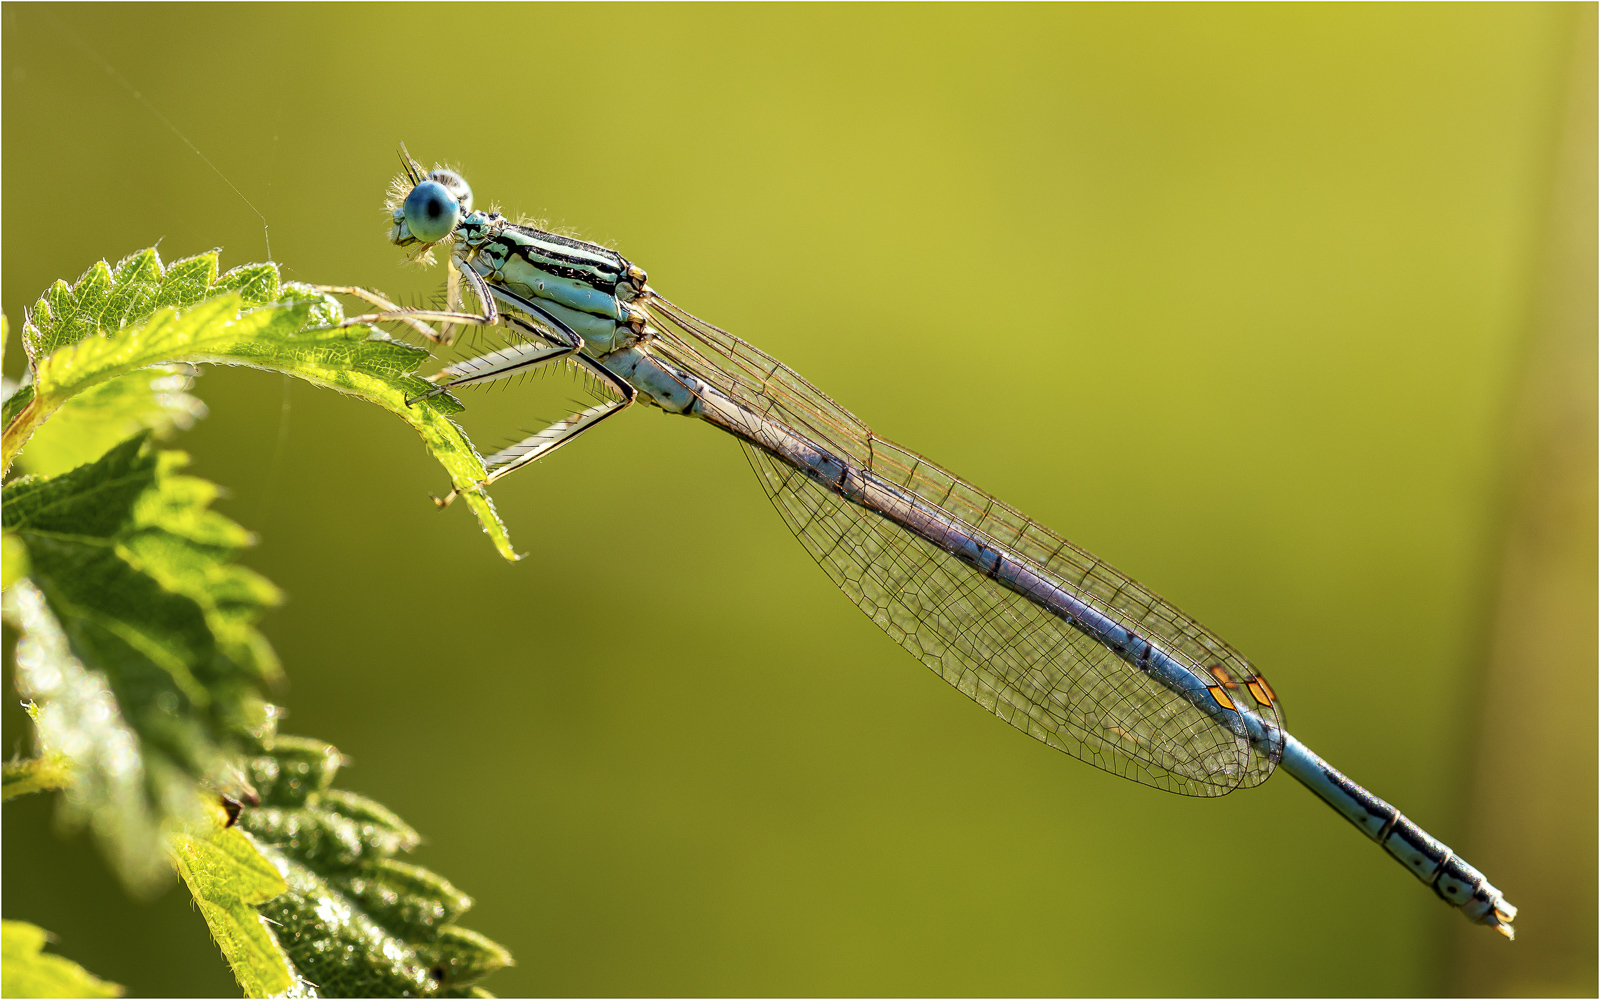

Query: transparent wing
left=646, top=295, right=875, bottom=466
left=645, top=294, right=1283, bottom=794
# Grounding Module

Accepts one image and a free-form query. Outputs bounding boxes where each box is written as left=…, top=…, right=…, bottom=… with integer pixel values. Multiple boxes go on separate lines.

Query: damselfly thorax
left=449, top=210, right=654, bottom=359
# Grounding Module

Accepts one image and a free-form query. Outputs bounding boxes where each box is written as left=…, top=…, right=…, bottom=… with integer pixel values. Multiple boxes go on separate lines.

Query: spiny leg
left=405, top=337, right=580, bottom=406
left=313, top=284, right=444, bottom=343
left=322, top=264, right=504, bottom=345
left=434, top=351, right=638, bottom=508
left=407, top=306, right=594, bottom=405
left=337, top=267, right=633, bottom=504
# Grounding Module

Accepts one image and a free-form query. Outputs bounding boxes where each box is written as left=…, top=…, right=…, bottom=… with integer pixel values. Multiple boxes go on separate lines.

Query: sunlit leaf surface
left=17, top=366, right=206, bottom=479
left=0, top=920, right=123, bottom=998
left=169, top=806, right=295, bottom=999
left=1, top=745, right=73, bottom=801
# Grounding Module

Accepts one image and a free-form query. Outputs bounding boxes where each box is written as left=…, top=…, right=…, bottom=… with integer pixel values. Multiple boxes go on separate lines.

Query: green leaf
left=2, top=751, right=73, bottom=800
left=212, top=283, right=514, bottom=560
left=3, top=380, right=35, bottom=430
left=2, top=437, right=275, bottom=891
left=2, top=531, right=29, bottom=589
left=20, top=249, right=268, bottom=368
left=0, top=920, right=123, bottom=998
left=237, top=726, right=512, bottom=997
left=32, top=294, right=288, bottom=411
left=6, top=249, right=264, bottom=472
left=214, top=262, right=280, bottom=305
left=169, top=809, right=294, bottom=999
left=2, top=579, right=174, bottom=889
left=5, top=248, right=515, bottom=559
left=18, top=366, right=206, bottom=479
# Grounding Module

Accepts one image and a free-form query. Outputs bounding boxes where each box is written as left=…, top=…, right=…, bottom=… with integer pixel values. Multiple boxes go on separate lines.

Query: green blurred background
left=3, top=4, right=1594, bottom=995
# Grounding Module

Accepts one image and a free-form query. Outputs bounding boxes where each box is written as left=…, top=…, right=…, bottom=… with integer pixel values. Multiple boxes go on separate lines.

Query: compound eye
left=428, top=168, right=473, bottom=215
left=403, top=180, right=461, bottom=243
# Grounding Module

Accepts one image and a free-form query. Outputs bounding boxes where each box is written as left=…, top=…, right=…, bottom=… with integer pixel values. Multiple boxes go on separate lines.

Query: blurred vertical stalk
left=1448, top=5, right=1597, bottom=995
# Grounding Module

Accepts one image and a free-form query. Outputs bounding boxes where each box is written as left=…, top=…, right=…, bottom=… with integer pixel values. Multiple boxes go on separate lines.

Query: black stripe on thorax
left=508, top=223, right=628, bottom=270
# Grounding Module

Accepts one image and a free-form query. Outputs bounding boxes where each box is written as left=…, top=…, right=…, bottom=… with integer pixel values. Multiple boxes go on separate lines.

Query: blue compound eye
left=403, top=180, right=461, bottom=243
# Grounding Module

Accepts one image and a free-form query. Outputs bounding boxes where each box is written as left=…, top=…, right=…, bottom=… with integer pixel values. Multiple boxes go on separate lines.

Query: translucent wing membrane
left=647, top=297, right=874, bottom=466
left=644, top=294, right=1283, bottom=795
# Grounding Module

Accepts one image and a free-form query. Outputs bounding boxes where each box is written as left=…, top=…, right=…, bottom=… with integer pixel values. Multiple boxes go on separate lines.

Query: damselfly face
left=388, top=151, right=473, bottom=247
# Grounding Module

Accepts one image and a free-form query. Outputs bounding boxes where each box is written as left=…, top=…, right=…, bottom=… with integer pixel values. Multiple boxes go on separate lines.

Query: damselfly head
left=389, top=143, right=475, bottom=249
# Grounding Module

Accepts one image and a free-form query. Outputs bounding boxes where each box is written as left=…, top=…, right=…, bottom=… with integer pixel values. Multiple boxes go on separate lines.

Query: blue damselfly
left=335, top=147, right=1517, bottom=938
